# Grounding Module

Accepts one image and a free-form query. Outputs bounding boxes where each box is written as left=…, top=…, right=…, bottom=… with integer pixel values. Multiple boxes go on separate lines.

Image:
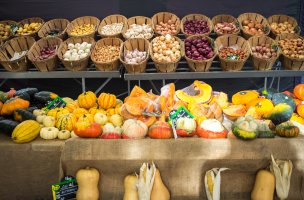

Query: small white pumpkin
left=58, top=130, right=71, bottom=140
left=36, top=115, right=47, bottom=124
left=40, top=127, right=59, bottom=140
left=42, top=116, right=56, bottom=127
left=33, top=109, right=46, bottom=117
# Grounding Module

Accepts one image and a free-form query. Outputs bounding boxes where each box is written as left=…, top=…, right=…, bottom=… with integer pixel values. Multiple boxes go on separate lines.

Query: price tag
left=47, top=96, right=67, bottom=110
left=52, top=176, right=78, bottom=200
left=169, top=106, right=194, bottom=139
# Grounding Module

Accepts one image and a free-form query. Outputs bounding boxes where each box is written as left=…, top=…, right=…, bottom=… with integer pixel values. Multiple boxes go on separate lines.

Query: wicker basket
left=27, top=37, right=62, bottom=72
left=185, top=36, right=217, bottom=72
left=268, top=15, right=300, bottom=38
left=38, top=19, right=70, bottom=39
left=91, top=38, right=123, bottom=71
left=0, top=20, right=18, bottom=41
left=237, top=13, right=270, bottom=39
left=215, top=34, right=250, bottom=71
left=122, top=16, right=154, bottom=40
left=120, top=38, right=150, bottom=73
left=212, top=14, right=240, bottom=36
left=276, top=33, right=304, bottom=70
left=151, top=12, right=181, bottom=36
left=57, top=37, right=95, bottom=71
left=66, top=16, right=100, bottom=38
left=150, top=36, right=184, bottom=73
left=98, top=14, right=127, bottom=39
left=16, top=17, right=44, bottom=38
left=0, top=36, right=35, bottom=72
left=181, top=14, right=213, bottom=37
left=248, top=35, right=280, bottom=70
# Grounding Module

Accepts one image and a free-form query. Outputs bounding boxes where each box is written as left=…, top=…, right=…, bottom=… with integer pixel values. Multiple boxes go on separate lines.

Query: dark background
left=0, top=0, right=303, bottom=98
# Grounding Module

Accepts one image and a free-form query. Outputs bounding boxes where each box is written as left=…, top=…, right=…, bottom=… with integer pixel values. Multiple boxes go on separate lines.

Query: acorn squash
left=13, top=109, right=36, bottom=122
left=267, top=103, right=293, bottom=125
left=272, top=93, right=296, bottom=110
left=34, top=91, right=58, bottom=103
left=232, top=90, right=259, bottom=105
left=175, top=81, right=212, bottom=104
left=0, top=120, right=19, bottom=135
left=275, top=121, right=299, bottom=137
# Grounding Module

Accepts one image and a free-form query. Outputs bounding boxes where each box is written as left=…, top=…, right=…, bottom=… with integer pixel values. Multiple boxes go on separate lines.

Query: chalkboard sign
left=52, top=175, right=78, bottom=200
left=47, top=96, right=67, bottom=110
left=169, top=106, right=194, bottom=139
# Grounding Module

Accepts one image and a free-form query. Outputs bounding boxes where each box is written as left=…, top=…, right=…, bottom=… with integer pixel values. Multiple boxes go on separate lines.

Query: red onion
left=185, top=37, right=214, bottom=60
left=184, top=20, right=210, bottom=35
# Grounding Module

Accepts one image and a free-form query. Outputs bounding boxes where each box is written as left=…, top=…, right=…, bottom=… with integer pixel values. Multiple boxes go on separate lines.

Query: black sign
left=52, top=176, right=78, bottom=200
left=47, top=96, right=66, bottom=110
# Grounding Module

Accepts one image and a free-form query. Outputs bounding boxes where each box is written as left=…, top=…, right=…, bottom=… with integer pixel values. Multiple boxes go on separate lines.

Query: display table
left=1, top=135, right=304, bottom=199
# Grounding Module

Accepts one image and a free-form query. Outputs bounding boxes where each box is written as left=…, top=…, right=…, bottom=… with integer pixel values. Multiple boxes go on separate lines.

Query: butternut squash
left=76, top=167, right=100, bottom=200
left=251, top=170, right=275, bottom=200
left=151, top=169, right=170, bottom=200
left=123, top=174, right=139, bottom=200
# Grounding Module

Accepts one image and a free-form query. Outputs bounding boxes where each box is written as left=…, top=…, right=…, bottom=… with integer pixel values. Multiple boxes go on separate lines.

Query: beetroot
left=185, top=37, right=214, bottom=60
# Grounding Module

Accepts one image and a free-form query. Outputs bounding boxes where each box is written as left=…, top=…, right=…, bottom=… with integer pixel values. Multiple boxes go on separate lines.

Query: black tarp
left=0, top=0, right=303, bottom=98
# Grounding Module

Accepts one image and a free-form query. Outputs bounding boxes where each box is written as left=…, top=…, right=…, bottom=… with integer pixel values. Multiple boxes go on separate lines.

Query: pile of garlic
left=124, top=24, right=153, bottom=39
left=152, top=34, right=181, bottom=62
left=63, top=42, right=92, bottom=61
left=100, top=23, right=124, bottom=35
left=124, top=49, right=147, bottom=64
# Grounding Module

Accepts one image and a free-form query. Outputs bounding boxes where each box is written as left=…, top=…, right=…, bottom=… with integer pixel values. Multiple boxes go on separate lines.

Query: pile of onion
left=185, top=37, right=214, bottom=60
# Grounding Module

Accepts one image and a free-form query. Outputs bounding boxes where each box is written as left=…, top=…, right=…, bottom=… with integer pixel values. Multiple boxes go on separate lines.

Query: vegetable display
left=33, top=46, right=57, bottom=61
left=278, top=38, right=304, bottom=59
left=184, top=37, right=214, bottom=60
left=16, top=22, right=42, bottom=36
left=151, top=34, right=181, bottom=62
left=0, top=23, right=12, bottom=40
left=214, top=22, right=238, bottom=35
left=241, top=20, right=265, bottom=35
left=63, top=42, right=92, bottom=61
left=92, top=45, right=120, bottom=62
left=183, top=19, right=210, bottom=35
left=219, top=47, right=247, bottom=61
left=100, top=23, right=123, bottom=36
left=124, top=49, right=147, bottom=64
left=124, top=24, right=153, bottom=39
left=270, top=21, right=296, bottom=34
left=251, top=44, right=278, bottom=59
left=70, top=24, right=95, bottom=36
left=155, top=20, right=177, bottom=35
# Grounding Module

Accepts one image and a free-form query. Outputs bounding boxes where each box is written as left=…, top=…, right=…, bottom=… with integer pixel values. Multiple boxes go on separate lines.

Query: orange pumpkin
left=77, top=91, right=97, bottom=109
left=65, top=101, right=79, bottom=113
left=148, top=115, right=172, bottom=139
left=78, top=114, right=94, bottom=123
left=294, top=84, right=304, bottom=100
left=73, top=108, right=89, bottom=119
left=98, top=93, right=116, bottom=109
left=293, top=98, right=302, bottom=106
left=74, top=122, right=102, bottom=138
left=297, top=103, right=304, bottom=118
left=1, top=98, right=30, bottom=115
left=246, top=98, right=274, bottom=117
left=89, top=107, right=100, bottom=115
left=232, top=90, right=259, bottom=105
left=121, top=119, right=148, bottom=139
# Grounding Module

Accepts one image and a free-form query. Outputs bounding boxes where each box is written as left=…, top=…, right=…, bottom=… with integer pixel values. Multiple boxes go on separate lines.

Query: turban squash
left=56, top=113, right=77, bottom=131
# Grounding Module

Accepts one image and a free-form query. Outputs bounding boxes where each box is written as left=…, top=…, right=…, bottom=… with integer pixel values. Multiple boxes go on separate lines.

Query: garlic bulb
left=124, top=49, right=147, bottom=64
left=101, top=23, right=124, bottom=35
left=63, top=42, right=92, bottom=61
left=125, top=24, right=153, bottom=39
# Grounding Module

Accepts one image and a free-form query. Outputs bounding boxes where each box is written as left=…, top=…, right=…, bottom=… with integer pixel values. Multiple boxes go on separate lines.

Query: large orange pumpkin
left=297, top=104, right=304, bottom=118
left=294, top=84, right=304, bottom=100
left=73, top=108, right=89, bottom=119
left=148, top=115, right=172, bottom=139
left=232, top=90, right=259, bottom=105
left=98, top=93, right=116, bottom=109
left=77, top=91, right=97, bottom=109
left=74, top=122, right=102, bottom=138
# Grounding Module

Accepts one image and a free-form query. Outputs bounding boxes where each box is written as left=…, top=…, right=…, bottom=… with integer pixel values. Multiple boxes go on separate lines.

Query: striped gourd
left=12, top=120, right=41, bottom=143
left=98, top=93, right=116, bottom=109
left=56, top=113, right=77, bottom=131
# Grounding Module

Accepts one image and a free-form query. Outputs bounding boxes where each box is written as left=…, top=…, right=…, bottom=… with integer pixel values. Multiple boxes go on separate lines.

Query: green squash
left=0, top=91, right=8, bottom=103
left=272, top=93, right=296, bottom=110
left=267, top=103, right=293, bottom=125
left=258, top=88, right=278, bottom=99
left=0, top=120, right=19, bottom=135
left=14, top=88, right=38, bottom=97
left=233, top=127, right=257, bottom=140
left=34, top=91, right=58, bottom=103
left=257, top=122, right=275, bottom=138
left=13, top=92, right=30, bottom=101
left=13, top=109, right=36, bottom=122
left=275, top=121, right=299, bottom=137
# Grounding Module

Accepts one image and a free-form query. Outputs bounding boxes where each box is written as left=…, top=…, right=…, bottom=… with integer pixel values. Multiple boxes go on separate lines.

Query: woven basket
left=268, top=15, right=300, bottom=38
left=0, top=20, right=17, bottom=41
left=248, top=35, right=280, bottom=70
left=16, top=17, right=44, bottom=38
left=98, top=14, right=127, bottom=39
left=27, top=37, right=62, bottom=72
left=122, top=16, right=154, bottom=40
left=57, top=36, right=95, bottom=71
left=185, top=36, right=217, bottom=72
left=66, top=16, right=100, bottom=38
left=38, top=19, right=70, bottom=39
left=237, top=13, right=270, bottom=39
left=120, top=38, right=150, bottom=73
left=150, top=36, right=184, bottom=73
left=212, top=14, right=240, bottom=36
left=215, top=34, right=250, bottom=71
left=276, top=33, right=304, bottom=70
left=181, top=14, right=213, bottom=37
left=151, top=12, right=181, bottom=36
left=91, top=38, right=123, bottom=71
left=0, top=36, right=35, bottom=72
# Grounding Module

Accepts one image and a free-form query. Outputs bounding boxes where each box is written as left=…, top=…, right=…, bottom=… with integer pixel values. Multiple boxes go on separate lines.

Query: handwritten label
left=52, top=176, right=78, bottom=200
left=169, top=106, right=194, bottom=139
left=47, top=96, right=66, bottom=110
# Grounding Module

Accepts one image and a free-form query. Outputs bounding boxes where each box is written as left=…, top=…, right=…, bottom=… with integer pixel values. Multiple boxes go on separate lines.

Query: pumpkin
left=76, top=167, right=100, bottom=200
left=124, top=97, right=150, bottom=116
left=175, top=80, right=212, bottom=104
left=13, top=109, right=36, bottom=122
left=151, top=169, right=170, bottom=200
left=294, top=84, right=304, bottom=100
left=122, top=119, right=148, bottom=139
left=47, top=108, right=69, bottom=119
left=275, top=121, right=299, bottom=137
left=272, top=93, right=296, bottom=110
left=1, top=98, right=30, bottom=116
left=246, top=98, right=274, bottom=117
left=78, top=114, right=94, bottom=123
left=56, top=114, right=77, bottom=131
left=58, top=130, right=71, bottom=140
left=251, top=170, right=275, bottom=200
left=74, top=122, right=102, bottom=138
left=291, top=113, right=304, bottom=125
left=232, top=90, right=259, bottom=105
left=40, top=127, right=59, bottom=139
left=89, top=107, right=100, bottom=115
left=109, top=114, right=123, bottom=127
left=148, top=115, right=172, bottom=139
left=14, top=88, right=38, bottom=97
left=34, top=91, right=58, bottom=103
left=98, top=93, right=116, bottom=109
left=0, top=120, right=19, bottom=135
left=42, top=116, right=56, bottom=127
left=123, top=174, right=139, bottom=200
left=137, top=115, right=156, bottom=127
left=223, top=104, right=246, bottom=121
left=196, top=119, right=228, bottom=139
left=176, top=117, right=197, bottom=137
left=94, top=112, right=108, bottom=125
left=101, top=123, right=122, bottom=139
left=36, top=115, right=47, bottom=124
left=77, top=91, right=97, bottom=109
left=73, top=108, right=89, bottom=119
left=12, top=120, right=41, bottom=143
left=129, top=85, right=147, bottom=98
left=65, top=101, right=79, bottom=113
left=106, top=108, right=116, bottom=116
left=297, top=103, right=304, bottom=118
left=267, top=103, right=293, bottom=125
left=0, top=91, right=8, bottom=103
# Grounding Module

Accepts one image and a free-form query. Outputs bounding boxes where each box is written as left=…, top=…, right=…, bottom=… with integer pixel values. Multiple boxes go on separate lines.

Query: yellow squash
left=123, top=174, right=139, bottom=200
left=76, top=167, right=100, bottom=200
left=12, top=120, right=41, bottom=143
left=251, top=170, right=275, bottom=200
